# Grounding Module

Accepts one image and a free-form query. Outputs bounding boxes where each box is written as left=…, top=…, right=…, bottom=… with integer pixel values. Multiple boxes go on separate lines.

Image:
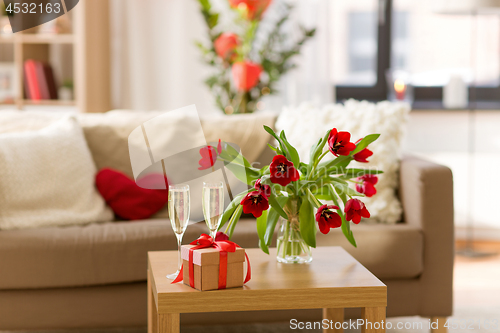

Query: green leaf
left=334, top=183, right=347, bottom=203
left=299, top=162, right=308, bottom=175
left=268, top=195, right=288, bottom=219
left=328, top=185, right=356, bottom=247
left=207, top=13, right=219, bottom=29
left=218, top=189, right=252, bottom=230
left=330, top=180, right=363, bottom=197
left=280, top=131, right=300, bottom=168
left=306, top=188, right=322, bottom=209
left=309, top=129, right=330, bottom=167
left=197, top=0, right=211, bottom=11
left=263, top=125, right=287, bottom=158
left=257, top=210, right=269, bottom=254
left=227, top=205, right=243, bottom=239
left=298, top=197, right=316, bottom=248
left=224, top=163, right=261, bottom=185
left=220, top=144, right=262, bottom=185
left=263, top=125, right=280, bottom=142
left=318, top=155, right=350, bottom=171
left=265, top=204, right=282, bottom=246
left=327, top=159, right=352, bottom=174
left=310, top=186, right=330, bottom=197
left=267, top=143, right=282, bottom=155
left=340, top=168, right=383, bottom=179
left=352, top=134, right=380, bottom=155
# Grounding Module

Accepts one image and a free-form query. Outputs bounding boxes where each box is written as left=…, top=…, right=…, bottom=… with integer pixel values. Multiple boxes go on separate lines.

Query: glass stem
left=176, top=234, right=182, bottom=271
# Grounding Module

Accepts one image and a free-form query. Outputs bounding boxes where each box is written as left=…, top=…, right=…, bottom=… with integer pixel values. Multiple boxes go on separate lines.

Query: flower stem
left=306, top=188, right=321, bottom=208
left=309, top=150, right=329, bottom=180
left=282, top=219, right=290, bottom=259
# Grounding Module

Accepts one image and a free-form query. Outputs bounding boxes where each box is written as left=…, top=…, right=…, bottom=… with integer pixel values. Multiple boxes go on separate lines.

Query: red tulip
left=269, top=155, right=300, bottom=186
left=254, top=178, right=271, bottom=198
left=232, top=61, right=262, bottom=91
left=328, top=128, right=356, bottom=156
left=353, top=138, right=373, bottom=163
left=198, top=139, right=222, bottom=170
left=215, top=231, right=230, bottom=241
left=355, top=174, right=378, bottom=197
left=344, top=198, right=370, bottom=224
left=214, top=33, right=240, bottom=61
left=315, top=204, right=342, bottom=234
left=240, top=191, right=269, bottom=218
left=228, top=0, right=272, bottom=20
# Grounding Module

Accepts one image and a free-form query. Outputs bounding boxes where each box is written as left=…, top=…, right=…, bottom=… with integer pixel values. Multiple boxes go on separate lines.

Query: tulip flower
left=269, top=155, right=300, bottom=186
left=214, top=33, right=240, bottom=61
left=315, top=204, right=342, bottom=234
left=232, top=61, right=262, bottom=91
left=353, top=139, right=373, bottom=163
left=254, top=178, right=271, bottom=198
left=240, top=191, right=269, bottom=217
left=215, top=231, right=230, bottom=241
left=228, top=0, right=272, bottom=20
left=344, top=198, right=370, bottom=224
left=355, top=174, right=378, bottom=197
left=198, top=139, right=222, bottom=170
left=328, top=128, right=356, bottom=156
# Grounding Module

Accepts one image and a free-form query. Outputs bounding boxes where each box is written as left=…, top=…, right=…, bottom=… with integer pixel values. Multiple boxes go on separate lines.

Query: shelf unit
left=0, top=0, right=110, bottom=113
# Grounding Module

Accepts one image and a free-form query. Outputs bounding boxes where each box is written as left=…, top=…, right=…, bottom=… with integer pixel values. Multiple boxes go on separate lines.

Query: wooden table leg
left=323, top=308, right=344, bottom=333
left=431, top=317, right=448, bottom=333
left=147, top=270, right=154, bottom=333
left=361, top=307, right=386, bottom=333
left=158, top=314, right=180, bottom=333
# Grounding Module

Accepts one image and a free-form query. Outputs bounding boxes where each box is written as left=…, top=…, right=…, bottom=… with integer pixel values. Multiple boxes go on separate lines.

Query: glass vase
left=276, top=198, right=312, bottom=263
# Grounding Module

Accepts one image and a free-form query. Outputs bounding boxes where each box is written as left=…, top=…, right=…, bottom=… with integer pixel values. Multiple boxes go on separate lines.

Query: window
left=332, top=0, right=500, bottom=105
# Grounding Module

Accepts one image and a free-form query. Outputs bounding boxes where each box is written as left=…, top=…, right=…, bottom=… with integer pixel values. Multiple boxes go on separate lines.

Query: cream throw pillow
left=0, top=116, right=113, bottom=230
left=276, top=100, right=410, bottom=224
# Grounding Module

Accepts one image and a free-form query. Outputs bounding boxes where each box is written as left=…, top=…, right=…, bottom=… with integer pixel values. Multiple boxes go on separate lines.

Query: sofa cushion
left=0, top=117, right=113, bottom=230
left=0, top=218, right=422, bottom=290
left=276, top=100, right=410, bottom=224
left=95, top=168, right=169, bottom=220
left=316, top=223, right=424, bottom=279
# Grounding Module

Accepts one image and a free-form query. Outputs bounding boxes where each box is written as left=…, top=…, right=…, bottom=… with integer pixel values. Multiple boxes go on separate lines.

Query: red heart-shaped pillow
left=96, top=168, right=168, bottom=220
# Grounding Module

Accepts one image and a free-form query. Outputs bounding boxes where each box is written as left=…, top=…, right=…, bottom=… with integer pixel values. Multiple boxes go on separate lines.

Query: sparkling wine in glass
left=167, top=184, right=190, bottom=280
left=202, top=182, right=224, bottom=240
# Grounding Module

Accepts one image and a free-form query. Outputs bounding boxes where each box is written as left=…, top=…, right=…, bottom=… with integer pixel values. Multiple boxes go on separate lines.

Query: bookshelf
left=0, top=0, right=110, bottom=113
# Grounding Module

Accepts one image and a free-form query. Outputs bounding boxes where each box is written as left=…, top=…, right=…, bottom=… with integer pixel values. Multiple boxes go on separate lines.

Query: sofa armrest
left=399, top=154, right=454, bottom=317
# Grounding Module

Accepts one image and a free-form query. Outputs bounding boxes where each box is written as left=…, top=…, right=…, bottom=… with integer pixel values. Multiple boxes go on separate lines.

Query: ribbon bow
left=172, top=234, right=251, bottom=289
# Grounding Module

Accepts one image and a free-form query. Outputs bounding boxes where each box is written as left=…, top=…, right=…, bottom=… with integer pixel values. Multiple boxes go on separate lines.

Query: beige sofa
left=0, top=112, right=454, bottom=329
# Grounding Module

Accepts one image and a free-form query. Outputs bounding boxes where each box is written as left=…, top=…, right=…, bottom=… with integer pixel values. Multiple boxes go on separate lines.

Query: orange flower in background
left=228, top=0, right=272, bottom=20
left=232, top=61, right=262, bottom=91
left=214, top=32, right=240, bottom=61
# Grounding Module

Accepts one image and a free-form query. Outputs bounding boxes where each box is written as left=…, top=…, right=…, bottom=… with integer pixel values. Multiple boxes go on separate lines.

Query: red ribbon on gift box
left=171, top=234, right=251, bottom=289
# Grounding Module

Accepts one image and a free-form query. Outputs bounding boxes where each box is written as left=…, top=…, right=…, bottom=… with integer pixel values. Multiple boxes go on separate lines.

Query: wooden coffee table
left=148, top=246, right=386, bottom=333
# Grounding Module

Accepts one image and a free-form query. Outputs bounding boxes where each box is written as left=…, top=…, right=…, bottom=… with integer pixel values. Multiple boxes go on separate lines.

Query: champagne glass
left=167, top=184, right=190, bottom=280
left=202, top=182, right=224, bottom=240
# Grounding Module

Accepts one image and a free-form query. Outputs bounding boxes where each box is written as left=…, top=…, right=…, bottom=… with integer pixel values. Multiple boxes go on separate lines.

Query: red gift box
left=172, top=234, right=251, bottom=291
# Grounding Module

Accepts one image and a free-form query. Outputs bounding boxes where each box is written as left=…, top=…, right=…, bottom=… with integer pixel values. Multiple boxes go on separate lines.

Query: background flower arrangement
left=195, top=0, right=315, bottom=114
left=203, top=126, right=383, bottom=263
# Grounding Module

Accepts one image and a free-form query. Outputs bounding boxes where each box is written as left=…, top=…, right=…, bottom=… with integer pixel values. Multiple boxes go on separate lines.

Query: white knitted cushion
left=0, top=116, right=113, bottom=230
left=276, top=100, right=410, bottom=224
